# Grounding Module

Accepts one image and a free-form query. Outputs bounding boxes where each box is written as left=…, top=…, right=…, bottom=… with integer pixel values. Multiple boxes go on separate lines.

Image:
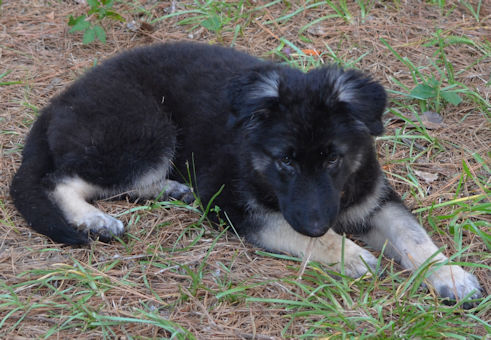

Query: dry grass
left=0, top=0, right=489, bottom=338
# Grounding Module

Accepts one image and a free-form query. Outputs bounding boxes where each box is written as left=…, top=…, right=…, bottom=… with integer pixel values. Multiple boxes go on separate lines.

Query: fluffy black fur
left=11, top=42, right=386, bottom=244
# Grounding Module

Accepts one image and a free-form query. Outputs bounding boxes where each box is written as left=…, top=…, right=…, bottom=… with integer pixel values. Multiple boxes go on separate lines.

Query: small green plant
left=269, top=38, right=323, bottom=71
left=325, top=0, right=353, bottom=23
left=270, top=38, right=368, bottom=75
left=263, top=0, right=325, bottom=25
left=427, top=0, right=447, bottom=10
left=355, top=0, right=377, bottom=21
left=68, top=0, right=124, bottom=44
left=324, top=0, right=376, bottom=24
left=409, top=76, right=462, bottom=108
left=380, top=37, right=474, bottom=114
left=154, top=0, right=250, bottom=44
left=460, top=0, right=483, bottom=22
left=0, top=70, right=22, bottom=86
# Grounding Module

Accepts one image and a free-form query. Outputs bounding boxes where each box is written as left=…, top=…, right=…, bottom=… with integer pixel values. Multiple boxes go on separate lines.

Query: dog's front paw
left=428, top=265, right=482, bottom=308
left=308, top=232, right=378, bottom=279
left=74, top=212, right=124, bottom=242
left=343, top=247, right=378, bottom=278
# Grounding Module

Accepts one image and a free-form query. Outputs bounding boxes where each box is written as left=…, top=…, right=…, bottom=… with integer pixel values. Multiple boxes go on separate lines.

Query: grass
left=459, top=0, right=484, bottom=22
left=0, top=0, right=489, bottom=338
left=245, top=262, right=489, bottom=339
left=0, top=260, right=194, bottom=338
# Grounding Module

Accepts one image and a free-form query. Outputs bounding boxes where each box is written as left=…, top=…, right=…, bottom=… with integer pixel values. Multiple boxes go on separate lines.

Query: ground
left=0, top=0, right=489, bottom=339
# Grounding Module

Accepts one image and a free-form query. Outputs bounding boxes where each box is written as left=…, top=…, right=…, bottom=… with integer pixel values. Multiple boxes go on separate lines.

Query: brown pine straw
left=0, top=0, right=489, bottom=338
left=298, top=238, right=316, bottom=281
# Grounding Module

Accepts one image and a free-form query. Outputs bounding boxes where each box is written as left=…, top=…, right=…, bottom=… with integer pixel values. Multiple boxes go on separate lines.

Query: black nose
left=304, top=210, right=330, bottom=237
left=289, top=210, right=331, bottom=237
left=305, top=221, right=330, bottom=237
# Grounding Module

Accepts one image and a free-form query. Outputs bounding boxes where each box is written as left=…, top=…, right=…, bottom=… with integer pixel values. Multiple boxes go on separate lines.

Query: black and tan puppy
left=11, top=42, right=481, bottom=304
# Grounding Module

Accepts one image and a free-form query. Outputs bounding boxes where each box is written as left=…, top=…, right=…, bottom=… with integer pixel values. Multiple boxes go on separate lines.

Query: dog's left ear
left=324, top=68, right=387, bottom=136
left=227, top=68, right=280, bottom=127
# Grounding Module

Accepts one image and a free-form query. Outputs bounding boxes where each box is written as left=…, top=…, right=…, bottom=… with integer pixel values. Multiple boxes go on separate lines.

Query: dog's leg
left=133, top=179, right=194, bottom=203
left=51, top=176, right=124, bottom=241
left=359, top=202, right=482, bottom=302
left=128, top=162, right=194, bottom=203
left=51, top=165, right=192, bottom=242
left=249, top=213, right=377, bottom=278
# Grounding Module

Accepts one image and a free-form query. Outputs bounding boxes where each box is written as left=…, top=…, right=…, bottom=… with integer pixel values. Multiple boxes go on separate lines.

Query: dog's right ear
left=337, top=71, right=386, bottom=136
left=318, top=67, right=387, bottom=136
left=227, top=69, right=280, bottom=127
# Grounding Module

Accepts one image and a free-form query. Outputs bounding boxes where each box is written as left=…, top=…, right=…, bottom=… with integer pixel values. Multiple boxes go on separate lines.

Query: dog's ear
left=323, top=67, right=387, bottom=136
left=227, top=68, right=280, bottom=127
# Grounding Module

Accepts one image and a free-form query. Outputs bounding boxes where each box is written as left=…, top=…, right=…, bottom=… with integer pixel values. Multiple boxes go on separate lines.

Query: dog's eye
left=276, top=155, right=295, bottom=174
left=280, top=155, right=292, bottom=166
left=322, top=151, right=340, bottom=168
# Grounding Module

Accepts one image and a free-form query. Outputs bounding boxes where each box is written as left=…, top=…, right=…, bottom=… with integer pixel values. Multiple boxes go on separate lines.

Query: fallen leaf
left=410, top=111, right=444, bottom=130
left=414, top=170, right=439, bottom=184
left=302, top=49, right=320, bottom=56
left=126, top=20, right=138, bottom=32
left=421, top=111, right=444, bottom=129
left=307, top=25, right=326, bottom=36
left=140, top=22, right=154, bottom=32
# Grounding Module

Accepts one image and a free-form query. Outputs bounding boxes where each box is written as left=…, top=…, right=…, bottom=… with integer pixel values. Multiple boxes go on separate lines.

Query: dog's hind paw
left=74, top=212, right=124, bottom=242
left=163, top=180, right=195, bottom=204
left=428, top=265, right=483, bottom=308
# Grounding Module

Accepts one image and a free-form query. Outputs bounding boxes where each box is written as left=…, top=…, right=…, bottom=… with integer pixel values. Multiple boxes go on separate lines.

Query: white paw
left=74, top=212, right=124, bottom=241
left=343, top=247, right=378, bottom=278
left=427, top=265, right=482, bottom=306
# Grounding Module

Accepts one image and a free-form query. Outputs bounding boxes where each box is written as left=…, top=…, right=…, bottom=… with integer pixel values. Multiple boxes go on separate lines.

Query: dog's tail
left=10, top=112, right=89, bottom=245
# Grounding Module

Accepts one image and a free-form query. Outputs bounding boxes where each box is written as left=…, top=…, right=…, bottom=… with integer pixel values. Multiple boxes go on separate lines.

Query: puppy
left=11, top=42, right=482, bottom=305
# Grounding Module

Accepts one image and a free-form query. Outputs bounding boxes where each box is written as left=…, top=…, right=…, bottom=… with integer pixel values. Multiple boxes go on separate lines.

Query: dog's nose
left=288, top=212, right=330, bottom=237
left=307, top=220, right=329, bottom=237
left=304, top=209, right=330, bottom=236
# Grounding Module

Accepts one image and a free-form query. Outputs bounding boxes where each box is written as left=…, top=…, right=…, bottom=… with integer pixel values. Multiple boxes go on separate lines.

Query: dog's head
left=229, top=65, right=387, bottom=237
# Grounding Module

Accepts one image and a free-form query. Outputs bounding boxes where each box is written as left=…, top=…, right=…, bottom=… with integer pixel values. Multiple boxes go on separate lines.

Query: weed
left=323, top=0, right=377, bottom=24
left=325, top=0, right=353, bottom=23
left=382, top=33, right=490, bottom=116
left=460, top=0, right=483, bottom=22
left=68, top=0, right=124, bottom=44
left=382, top=38, right=462, bottom=113
left=427, top=0, right=448, bottom=10
left=263, top=0, right=325, bottom=25
left=270, top=38, right=369, bottom=73
left=154, top=0, right=251, bottom=44
left=0, top=70, right=22, bottom=86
